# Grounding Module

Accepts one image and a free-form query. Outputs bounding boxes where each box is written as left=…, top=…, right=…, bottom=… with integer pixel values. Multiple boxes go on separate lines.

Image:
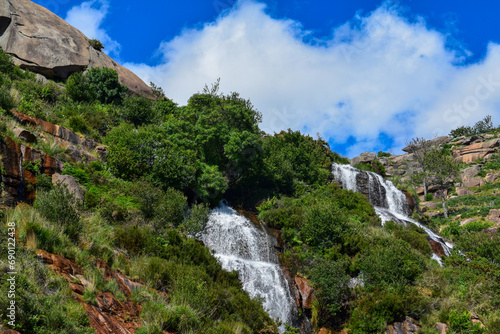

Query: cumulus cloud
left=65, top=0, right=120, bottom=57
left=125, top=1, right=500, bottom=157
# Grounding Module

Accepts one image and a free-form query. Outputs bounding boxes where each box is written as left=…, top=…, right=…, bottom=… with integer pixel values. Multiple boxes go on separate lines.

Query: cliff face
left=0, top=0, right=153, bottom=98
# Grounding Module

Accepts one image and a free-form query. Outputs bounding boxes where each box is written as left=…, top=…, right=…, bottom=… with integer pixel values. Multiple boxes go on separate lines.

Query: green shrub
left=377, top=151, right=391, bottom=158
left=302, top=202, right=351, bottom=250
left=355, top=239, right=426, bottom=287
left=122, top=95, right=155, bottom=126
left=88, top=38, right=104, bottom=51
left=181, top=203, right=210, bottom=237
left=115, top=224, right=152, bottom=255
left=394, top=228, right=432, bottom=256
left=196, top=163, right=228, bottom=205
left=66, top=71, right=92, bottom=102
left=66, top=67, right=127, bottom=104
left=310, top=258, right=351, bottom=316
left=0, top=83, right=14, bottom=111
left=425, top=193, right=434, bottom=201
left=354, top=160, right=386, bottom=177
left=446, top=309, right=486, bottom=334
left=34, top=184, right=82, bottom=242
left=349, top=287, right=424, bottom=334
left=86, top=67, right=127, bottom=104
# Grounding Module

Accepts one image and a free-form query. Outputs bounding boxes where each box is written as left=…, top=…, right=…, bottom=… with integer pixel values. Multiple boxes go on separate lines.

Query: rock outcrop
left=0, top=0, right=153, bottom=98
left=351, top=152, right=376, bottom=166
left=1, top=136, right=62, bottom=206
left=434, top=322, right=448, bottom=334
left=52, top=173, right=84, bottom=203
left=294, top=276, right=316, bottom=309
left=452, top=138, right=500, bottom=163
left=385, top=316, right=421, bottom=334
left=11, top=110, right=100, bottom=163
left=36, top=250, right=154, bottom=334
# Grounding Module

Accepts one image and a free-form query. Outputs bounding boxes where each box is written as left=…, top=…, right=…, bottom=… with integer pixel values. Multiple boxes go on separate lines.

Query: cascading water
left=200, top=203, right=296, bottom=332
left=332, top=163, right=453, bottom=261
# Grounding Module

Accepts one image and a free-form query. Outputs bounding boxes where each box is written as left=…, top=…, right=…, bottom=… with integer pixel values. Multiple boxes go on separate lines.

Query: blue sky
left=32, top=0, right=500, bottom=157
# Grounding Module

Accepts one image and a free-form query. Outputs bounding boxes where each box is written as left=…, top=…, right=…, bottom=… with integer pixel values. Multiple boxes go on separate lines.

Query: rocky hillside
left=351, top=132, right=500, bottom=237
left=0, top=0, right=153, bottom=98
left=1, top=1, right=499, bottom=334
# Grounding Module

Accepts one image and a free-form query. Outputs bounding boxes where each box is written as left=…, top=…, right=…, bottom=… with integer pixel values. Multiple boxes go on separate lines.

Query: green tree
left=310, top=258, right=351, bottom=316
left=66, top=67, right=127, bottom=104
left=86, top=67, right=127, bottom=104
left=422, top=147, right=460, bottom=218
left=405, top=137, right=433, bottom=196
left=122, top=95, right=155, bottom=126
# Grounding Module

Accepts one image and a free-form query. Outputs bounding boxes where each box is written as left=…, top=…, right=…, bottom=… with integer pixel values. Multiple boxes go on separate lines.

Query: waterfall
left=200, top=203, right=296, bottom=332
left=332, top=163, right=453, bottom=260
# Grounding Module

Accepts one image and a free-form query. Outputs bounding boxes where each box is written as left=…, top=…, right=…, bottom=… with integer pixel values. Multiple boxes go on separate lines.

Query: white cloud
left=65, top=0, right=120, bottom=57
left=124, top=1, right=500, bottom=157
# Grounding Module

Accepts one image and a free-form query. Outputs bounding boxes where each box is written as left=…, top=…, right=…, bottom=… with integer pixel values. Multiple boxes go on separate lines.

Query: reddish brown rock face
left=403, top=190, right=417, bottom=214
left=1, top=136, right=62, bottom=206
left=429, top=239, right=446, bottom=257
left=294, top=276, right=316, bottom=309
left=36, top=250, right=155, bottom=334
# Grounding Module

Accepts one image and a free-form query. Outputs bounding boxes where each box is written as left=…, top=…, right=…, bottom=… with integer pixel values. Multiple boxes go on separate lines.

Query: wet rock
left=294, top=276, right=316, bottom=309
left=1, top=136, right=62, bottom=206
left=403, top=190, right=417, bottom=214
left=429, top=239, right=446, bottom=257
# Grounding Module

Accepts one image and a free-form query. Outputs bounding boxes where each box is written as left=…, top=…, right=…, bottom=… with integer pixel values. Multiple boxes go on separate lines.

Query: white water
left=200, top=204, right=295, bottom=332
left=332, top=163, right=453, bottom=259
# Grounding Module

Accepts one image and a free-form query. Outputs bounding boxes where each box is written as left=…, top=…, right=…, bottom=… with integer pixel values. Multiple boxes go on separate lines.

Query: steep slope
left=0, top=0, right=153, bottom=98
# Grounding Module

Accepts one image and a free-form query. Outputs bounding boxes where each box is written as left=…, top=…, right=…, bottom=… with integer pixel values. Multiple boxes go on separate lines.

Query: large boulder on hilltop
left=351, top=152, right=377, bottom=166
left=453, top=138, right=500, bottom=163
left=0, top=0, right=153, bottom=98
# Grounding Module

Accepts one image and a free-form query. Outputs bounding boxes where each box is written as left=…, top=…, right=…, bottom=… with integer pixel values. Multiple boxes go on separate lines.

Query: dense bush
left=66, top=67, right=127, bottom=104
left=354, top=160, right=386, bottom=177
left=34, top=184, right=82, bottom=242
left=449, top=115, right=496, bottom=138
left=88, top=38, right=104, bottom=51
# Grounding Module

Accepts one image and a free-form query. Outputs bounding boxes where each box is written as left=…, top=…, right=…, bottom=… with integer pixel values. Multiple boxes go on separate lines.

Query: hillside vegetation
left=0, top=47, right=499, bottom=334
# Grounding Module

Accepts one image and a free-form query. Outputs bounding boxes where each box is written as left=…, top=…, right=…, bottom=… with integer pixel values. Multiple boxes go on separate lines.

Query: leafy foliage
left=66, top=67, right=127, bottom=104
left=449, top=115, right=496, bottom=138
left=88, top=38, right=104, bottom=51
